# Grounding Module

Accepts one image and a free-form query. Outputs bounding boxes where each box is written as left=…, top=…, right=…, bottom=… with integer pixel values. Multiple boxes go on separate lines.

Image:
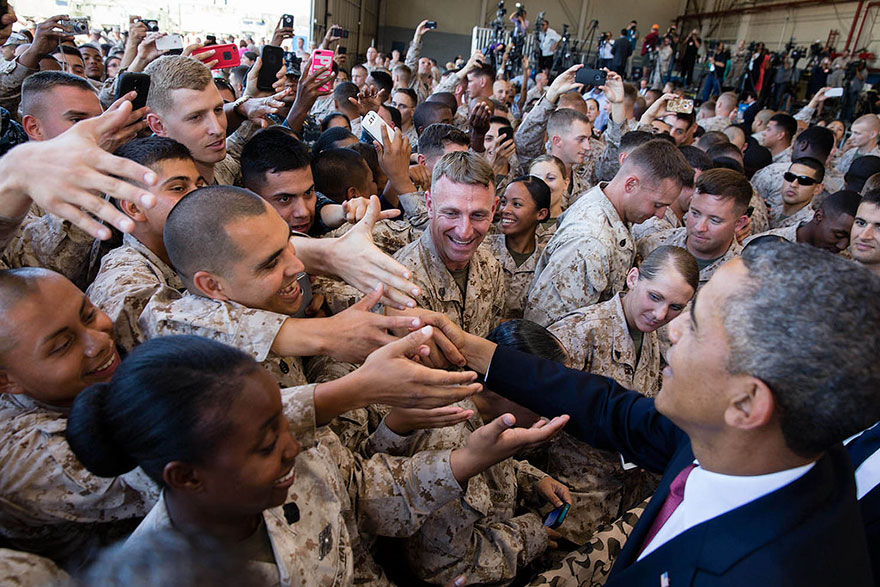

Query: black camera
left=134, top=18, right=159, bottom=32
left=514, top=2, right=526, bottom=17
left=282, top=14, right=294, bottom=28
left=283, top=51, right=302, bottom=76
left=425, top=21, right=437, bottom=30
left=331, top=26, right=349, bottom=38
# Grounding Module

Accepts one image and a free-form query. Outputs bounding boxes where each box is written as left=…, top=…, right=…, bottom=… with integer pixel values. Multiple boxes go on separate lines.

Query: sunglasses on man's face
left=783, top=171, right=819, bottom=186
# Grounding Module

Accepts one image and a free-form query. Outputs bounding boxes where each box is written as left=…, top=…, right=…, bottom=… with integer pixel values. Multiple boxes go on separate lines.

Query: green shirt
left=449, top=265, right=470, bottom=297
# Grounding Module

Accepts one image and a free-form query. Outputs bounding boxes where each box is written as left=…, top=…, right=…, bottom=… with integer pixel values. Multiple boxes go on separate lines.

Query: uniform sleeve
left=138, top=290, right=288, bottom=361
left=404, top=39, right=420, bottom=71
left=396, top=191, right=430, bottom=232
left=281, top=384, right=318, bottom=449
left=514, top=96, right=555, bottom=172
left=794, top=105, right=815, bottom=123
left=431, top=73, right=460, bottom=96
left=0, top=60, right=39, bottom=114
left=525, top=231, right=607, bottom=326
left=0, top=211, right=94, bottom=284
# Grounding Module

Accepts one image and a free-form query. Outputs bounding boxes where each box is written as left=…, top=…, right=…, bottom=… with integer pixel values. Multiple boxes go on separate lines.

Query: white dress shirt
left=638, top=460, right=815, bottom=560
left=846, top=425, right=880, bottom=499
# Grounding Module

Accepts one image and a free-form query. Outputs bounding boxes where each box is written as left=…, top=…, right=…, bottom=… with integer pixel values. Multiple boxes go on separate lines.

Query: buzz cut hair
left=547, top=108, right=591, bottom=139
left=431, top=150, right=494, bottom=190
left=20, top=71, right=96, bottom=117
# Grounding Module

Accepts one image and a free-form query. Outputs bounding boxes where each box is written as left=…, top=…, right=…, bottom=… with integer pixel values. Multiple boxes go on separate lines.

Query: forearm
left=0, top=146, right=36, bottom=231
left=289, top=235, right=339, bottom=275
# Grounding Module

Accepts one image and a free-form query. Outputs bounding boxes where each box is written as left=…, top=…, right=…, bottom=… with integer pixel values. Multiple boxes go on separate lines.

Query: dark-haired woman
left=67, top=335, right=568, bottom=585
left=535, top=246, right=699, bottom=545
left=485, top=176, right=551, bottom=319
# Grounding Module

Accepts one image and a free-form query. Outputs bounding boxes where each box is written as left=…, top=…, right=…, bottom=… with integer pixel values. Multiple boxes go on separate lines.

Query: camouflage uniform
left=751, top=163, right=842, bottom=216
left=0, top=393, right=159, bottom=567
left=525, top=183, right=635, bottom=327
left=630, top=207, right=682, bottom=242
left=325, top=218, right=417, bottom=256
left=592, top=118, right=638, bottom=185
left=213, top=121, right=260, bottom=186
left=0, top=208, right=95, bottom=288
left=529, top=499, right=649, bottom=587
left=771, top=145, right=792, bottom=165
left=0, top=549, right=69, bottom=585
left=836, top=145, right=880, bottom=175
left=376, top=397, right=551, bottom=585
left=770, top=202, right=814, bottom=230
left=484, top=233, right=543, bottom=320
left=86, top=234, right=184, bottom=351
left=514, top=96, right=604, bottom=205
left=743, top=223, right=799, bottom=246
left=637, top=226, right=741, bottom=289
left=404, top=40, right=432, bottom=103
left=697, top=115, right=731, bottom=132
left=0, top=58, right=38, bottom=114
left=396, top=190, right=430, bottom=232
left=139, top=289, right=308, bottom=387
left=749, top=189, right=771, bottom=235
left=535, top=294, right=660, bottom=545
left=393, top=229, right=506, bottom=337
left=127, top=385, right=465, bottom=587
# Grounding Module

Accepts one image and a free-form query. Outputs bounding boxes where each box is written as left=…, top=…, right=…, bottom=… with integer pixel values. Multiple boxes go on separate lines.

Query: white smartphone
left=825, top=87, right=844, bottom=98
left=362, top=110, right=396, bottom=146
left=156, top=34, right=184, bottom=51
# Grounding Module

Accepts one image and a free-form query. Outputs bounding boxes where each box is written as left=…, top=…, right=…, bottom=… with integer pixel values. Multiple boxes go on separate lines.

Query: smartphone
left=155, top=34, right=183, bottom=52
left=425, top=21, right=438, bottom=30
left=825, top=87, right=844, bottom=98
left=575, top=67, right=607, bottom=87
left=193, top=43, right=240, bottom=69
left=667, top=97, right=694, bottom=114
left=309, top=49, right=335, bottom=92
left=363, top=110, right=396, bottom=146
left=283, top=51, right=302, bottom=77
left=497, top=125, right=514, bottom=145
left=331, top=26, right=349, bottom=39
left=281, top=14, right=294, bottom=28
left=116, top=72, right=150, bottom=111
left=543, top=503, right=571, bottom=529
left=258, top=45, right=285, bottom=91
left=336, top=46, right=347, bottom=55
left=746, top=205, right=755, bottom=218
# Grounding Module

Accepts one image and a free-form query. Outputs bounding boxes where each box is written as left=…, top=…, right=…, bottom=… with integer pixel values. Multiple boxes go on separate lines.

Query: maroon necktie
left=638, top=463, right=697, bottom=557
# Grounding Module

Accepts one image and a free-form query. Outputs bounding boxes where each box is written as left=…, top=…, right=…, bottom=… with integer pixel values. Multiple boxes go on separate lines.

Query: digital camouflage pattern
left=484, top=233, right=543, bottom=320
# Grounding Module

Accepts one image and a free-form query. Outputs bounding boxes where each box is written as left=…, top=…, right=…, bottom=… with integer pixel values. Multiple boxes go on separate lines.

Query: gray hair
left=724, top=240, right=880, bottom=456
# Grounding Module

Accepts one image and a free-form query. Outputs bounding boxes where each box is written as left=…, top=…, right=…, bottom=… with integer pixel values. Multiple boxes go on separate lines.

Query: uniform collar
left=418, top=228, right=466, bottom=304
left=122, top=233, right=184, bottom=290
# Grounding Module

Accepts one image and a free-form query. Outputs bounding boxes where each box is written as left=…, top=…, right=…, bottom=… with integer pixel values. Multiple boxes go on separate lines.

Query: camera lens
left=223, top=52, right=232, bottom=60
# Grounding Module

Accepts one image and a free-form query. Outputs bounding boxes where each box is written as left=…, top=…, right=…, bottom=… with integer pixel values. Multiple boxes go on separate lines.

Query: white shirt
left=846, top=424, right=880, bottom=499
left=638, top=460, right=815, bottom=560
left=541, top=28, right=562, bottom=56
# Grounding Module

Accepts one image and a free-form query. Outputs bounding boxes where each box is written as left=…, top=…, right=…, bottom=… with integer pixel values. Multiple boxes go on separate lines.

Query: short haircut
left=696, top=130, right=729, bottom=152
left=426, top=92, right=458, bottom=114
left=468, top=62, right=496, bottom=82
left=367, top=70, right=393, bottom=95
left=712, top=156, right=745, bottom=175
left=381, top=104, right=402, bottom=129
left=311, top=148, right=370, bottom=203
left=393, top=87, right=417, bottom=105
left=352, top=64, right=367, bottom=74
left=333, top=81, right=359, bottom=106
left=672, top=112, right=696, bottom=129
left=313, top=126, right=357, bottom=154
left=243, top=51, right=258, bottom=61
left=623, top=83, right=637, bottom=104
left=418, top=123, right=469, bottom=160
left=619, top=139, right=694, bottom=189
left=639, top=245, right=699, bottom=292
left=694, top=167, right=752, bottom=215
left=863, top=189, right=880, bottom=206
left=489, top=115, right=511, bottom=128
left=508, top=175, right=551, bottom=211
left=819, top=189, right=861, bottom=218
left=717, top=91, right=737, bottom=111
left=240, top=128, right=311, bottom=191
left=51, top=44, right=83, bottom=60
left=348, top=142, right=381, bottom=186
left=725, top=240, right=880, bottom=456
left=547, top=108, right=590, bottom=138
left=164, top=186, right=268, bottom=284
left=321, top=111, right=350, bottom=132
left=620, top=130, right=656, bottom=155
left=529, top=153, right=569, bottom=180
left=413, top=102, right=452, bottom=135
left=431, top=150, right=494, bottom=189
left=557, top=92, right=587, bottom=113
left=707, top=142, right=743, bottom=164
left=699, top=100, right=716, bottom=117
left=213, top=77, right=235, bottom=98
left=143, top=56, right=214, bottom=115
left=20, top=71, right=95, bottom=116
left=790, top=156, right=826, bottom=183
left=723, top=125, right=746, bottom=144
left=228, top=65, right=249, bottom=85
left=112, top=137, right=193, bottom=191
left=863, top=173, right=880, bottom=195
left=742, top=138, right=772, bottom=176
left=0, top=268, right=53, bottom=358
left=769, top=113, right=797, bottom=142
left=793, top=125, right=835, bottom=161
left=392, top=63, right=412, bottom=81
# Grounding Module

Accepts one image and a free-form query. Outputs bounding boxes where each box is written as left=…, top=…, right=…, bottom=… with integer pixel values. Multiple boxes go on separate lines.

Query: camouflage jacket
left=393, top=229, right=506, bottom=337
left=0, top=393, right=159, bottom=567
left=637, top=226, right=741, bottom=288
left=630, top=207, right=683, bottom=242
left=697, top=115, right=732, bottom=132
left=743, top=223, right=799, bottom=246
left=0, top=549, right=69, bottom=585
left=86, top=234, right=184, bottom=351
left=127, top=386, right=464, bottom=587
left=836, top=144, right=880, bottom=175
left=139, top=289, right=308, bottom=387
left=484, top=234, right=543, bottom=320
left=770, top=202, right=814, bottom=230
left=525, top=183, right=635, bottom=326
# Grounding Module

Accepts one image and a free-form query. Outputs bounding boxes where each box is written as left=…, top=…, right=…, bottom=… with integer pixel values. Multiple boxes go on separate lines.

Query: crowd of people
left=0, top=4, right=879, bottom=586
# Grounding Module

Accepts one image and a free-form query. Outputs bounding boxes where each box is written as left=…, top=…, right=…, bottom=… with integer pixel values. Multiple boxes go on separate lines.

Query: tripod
left=582, top=19, right=599, bottom=68
left=550, top=25, right=571, bottom=76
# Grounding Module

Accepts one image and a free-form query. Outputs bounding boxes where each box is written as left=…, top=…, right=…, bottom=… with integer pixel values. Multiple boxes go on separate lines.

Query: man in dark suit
left=611, top=29, right=633, bottom=77
left=427, top=240, right=879, bottom=585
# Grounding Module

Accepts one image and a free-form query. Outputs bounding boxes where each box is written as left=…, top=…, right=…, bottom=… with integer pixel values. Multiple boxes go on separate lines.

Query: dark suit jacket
left=863, top=484, right=880, bottom=583
left=486, top=345, right=875, bottom=586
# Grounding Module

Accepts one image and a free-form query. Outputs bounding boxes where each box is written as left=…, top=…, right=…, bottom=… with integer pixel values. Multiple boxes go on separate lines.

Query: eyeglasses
left=783, top=171, right=819, bottom=186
